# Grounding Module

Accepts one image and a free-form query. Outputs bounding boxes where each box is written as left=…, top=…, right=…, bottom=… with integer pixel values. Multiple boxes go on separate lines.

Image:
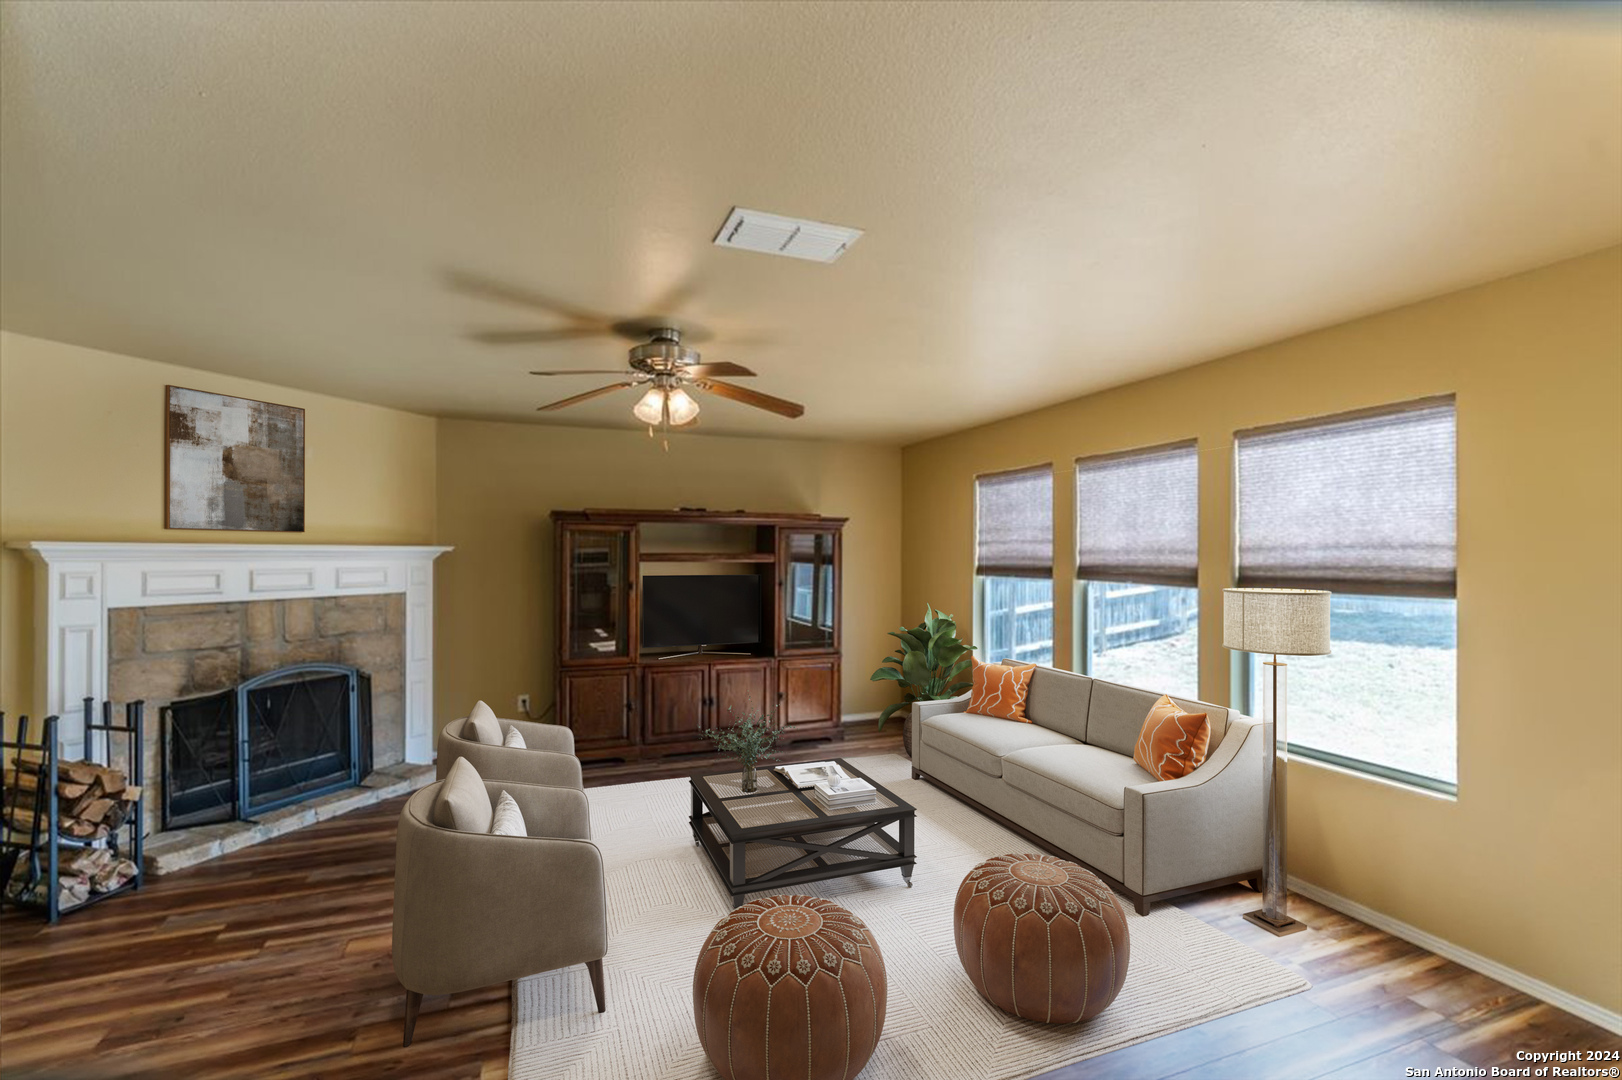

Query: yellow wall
left=433, top=418, right=902, bottom=725
left=0, top=331, right=439, bottom=723
left=901, top=246, right=1622, bottom=1013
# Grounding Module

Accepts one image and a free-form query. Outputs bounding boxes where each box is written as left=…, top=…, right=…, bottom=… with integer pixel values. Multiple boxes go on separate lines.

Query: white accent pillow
left=503, top=726, right=527, bottom=749
left=463, top=700, right=502, bottom=744
left=489, top=790, right=526, bottom=837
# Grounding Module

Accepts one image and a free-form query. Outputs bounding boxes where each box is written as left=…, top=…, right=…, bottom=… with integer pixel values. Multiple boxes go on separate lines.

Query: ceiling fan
left=526, top=326, right=804, bottom=432
left=450, top=271, right=803, bottom=435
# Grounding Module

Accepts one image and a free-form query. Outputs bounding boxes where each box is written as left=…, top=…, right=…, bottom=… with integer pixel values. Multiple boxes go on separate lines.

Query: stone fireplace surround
left=11, top=542, right=451, bottom=871
left=110, top=595, right=405, bottom=837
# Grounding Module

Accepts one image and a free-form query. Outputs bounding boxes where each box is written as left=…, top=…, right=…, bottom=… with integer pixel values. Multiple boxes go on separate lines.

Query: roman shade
left=1074, top=440, right=1198, bottom=587
left=974, top=465, right=1053, bottom=578
left=1234, top=396, right=1456, bottom=598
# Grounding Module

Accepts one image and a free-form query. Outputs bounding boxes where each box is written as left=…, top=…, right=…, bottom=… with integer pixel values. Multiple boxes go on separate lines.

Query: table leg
left=901, top=812, right=915, bottom=887
left=730, top=838, right=747, bottom=904
left=691, top=786, right=702, bottom=846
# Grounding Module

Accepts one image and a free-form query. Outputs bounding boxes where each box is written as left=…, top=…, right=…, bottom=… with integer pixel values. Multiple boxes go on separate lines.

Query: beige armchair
left=392, top=778, right=606, bottom=1046
left=436, top=716, right=583, bottom=789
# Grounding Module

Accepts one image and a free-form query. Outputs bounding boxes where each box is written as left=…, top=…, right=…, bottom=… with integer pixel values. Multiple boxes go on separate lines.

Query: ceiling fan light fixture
left=665, top=387, right=700, bottom=426
left=632, top=386, right=667, bottom=425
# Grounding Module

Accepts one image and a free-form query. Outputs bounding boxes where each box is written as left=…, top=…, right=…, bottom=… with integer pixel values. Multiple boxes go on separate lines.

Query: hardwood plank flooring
left=2, top=723, right=1615, bottom=1079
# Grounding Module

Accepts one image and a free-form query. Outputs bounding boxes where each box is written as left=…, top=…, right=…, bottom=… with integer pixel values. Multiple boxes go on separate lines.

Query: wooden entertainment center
left=552, top=508, right=846, bottom=761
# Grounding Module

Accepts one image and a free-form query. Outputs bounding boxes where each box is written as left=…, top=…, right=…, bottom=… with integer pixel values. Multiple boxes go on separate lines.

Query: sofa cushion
left=502, top=725, right=527, bottom=749
left=1086, top=680, right=1229, bottom=757
left=1001, top=744, right=1154, bottom=835
left=967, top=658, right=1036, bottom=721
left=1085, top=682, right=1165, bottom=757
left=1023, top=666, right=1093, bottom=742
left=1133, top=695, right=1210, bottom=780
left=430, top=756, right=494, bottom=833
left=462, top=700, right=503, bottom=745
left=921, top=712, right=1079, bottom=777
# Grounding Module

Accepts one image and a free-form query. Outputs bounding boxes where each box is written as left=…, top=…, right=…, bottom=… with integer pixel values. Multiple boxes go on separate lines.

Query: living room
left=1, top=2, right=1618, bottom=1078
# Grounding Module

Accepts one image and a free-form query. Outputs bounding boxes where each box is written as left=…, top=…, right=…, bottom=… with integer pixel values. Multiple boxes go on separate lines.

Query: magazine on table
left=778, top=761, right=851, bottom=789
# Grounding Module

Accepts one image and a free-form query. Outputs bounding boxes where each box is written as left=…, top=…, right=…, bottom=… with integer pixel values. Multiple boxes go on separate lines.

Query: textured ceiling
left=2, top=1, right=1618, bottom=442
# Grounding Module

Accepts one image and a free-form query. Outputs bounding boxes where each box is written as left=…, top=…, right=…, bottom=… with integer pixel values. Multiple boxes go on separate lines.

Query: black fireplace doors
left=162, top=664, right=372, bottom=829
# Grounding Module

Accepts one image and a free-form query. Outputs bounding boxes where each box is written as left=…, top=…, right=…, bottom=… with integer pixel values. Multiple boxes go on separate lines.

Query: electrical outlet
left=517, top=694, right=531, bottom=717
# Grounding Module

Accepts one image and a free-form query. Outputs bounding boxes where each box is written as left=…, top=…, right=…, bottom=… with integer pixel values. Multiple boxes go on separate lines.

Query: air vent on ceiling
left=712, top=207, right=862, bottom=263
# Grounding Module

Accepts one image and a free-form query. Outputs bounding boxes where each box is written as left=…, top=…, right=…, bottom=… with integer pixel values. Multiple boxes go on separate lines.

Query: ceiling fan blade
left=536, top=382, right=634, bottom=412
left=528, top=368, right=634, bottom=376
left=681, top=362, right=755, bottom=378
left=445, top=271, right=613, bottom=325
left=696, top=379, right=805, bottom=419
left=471, top=327, right=613, bottom=345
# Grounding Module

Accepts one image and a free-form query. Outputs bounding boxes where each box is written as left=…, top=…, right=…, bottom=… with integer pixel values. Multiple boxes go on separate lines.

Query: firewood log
left=76, top=798, right=115, bottom=824
left=59, top=763, right=100, bottom=786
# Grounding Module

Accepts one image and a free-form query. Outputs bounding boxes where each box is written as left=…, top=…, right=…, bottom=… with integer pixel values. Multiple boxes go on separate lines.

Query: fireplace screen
left=163, top=664, right=373, bottom=829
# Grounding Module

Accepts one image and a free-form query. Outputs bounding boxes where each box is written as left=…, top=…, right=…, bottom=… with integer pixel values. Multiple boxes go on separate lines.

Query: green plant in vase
left=703, top=709, right=780, bottom=793
left=870, top=605, right=976, bottom=753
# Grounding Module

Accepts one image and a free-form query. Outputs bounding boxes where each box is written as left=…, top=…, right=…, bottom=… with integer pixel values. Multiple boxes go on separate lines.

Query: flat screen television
left=640, top=575, right=761, bottom=650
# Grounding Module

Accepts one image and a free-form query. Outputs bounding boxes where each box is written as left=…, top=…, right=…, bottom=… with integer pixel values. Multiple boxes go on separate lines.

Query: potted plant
left=703, top=709, right=780, bottom=793
left=870, top=605, right=975, bottom=759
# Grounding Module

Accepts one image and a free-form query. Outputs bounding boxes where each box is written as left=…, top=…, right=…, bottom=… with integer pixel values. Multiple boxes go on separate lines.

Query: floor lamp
left=1223, top=587, right=1331, bottom=936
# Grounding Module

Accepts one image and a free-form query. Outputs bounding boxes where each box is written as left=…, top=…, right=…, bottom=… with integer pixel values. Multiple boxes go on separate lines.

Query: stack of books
left=811, top=775, right=876, bottom=811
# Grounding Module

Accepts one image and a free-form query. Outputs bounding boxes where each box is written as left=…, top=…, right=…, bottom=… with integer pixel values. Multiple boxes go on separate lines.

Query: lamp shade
left=1222, top=588, right=1331, bottom=656
left=632, top=387, right=666, bottom=425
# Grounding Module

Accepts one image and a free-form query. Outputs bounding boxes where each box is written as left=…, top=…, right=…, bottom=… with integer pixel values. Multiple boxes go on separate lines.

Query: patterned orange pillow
left=1133, top=694, right=1210, bottom=781
left=968, top=658, right=1037, bottom=722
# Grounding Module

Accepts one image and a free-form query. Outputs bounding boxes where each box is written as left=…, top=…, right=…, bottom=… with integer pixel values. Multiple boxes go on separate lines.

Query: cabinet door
left=560, top=525, right=636, bottom=663
left=778, top=658, right=839, bottom=730
left=778, top=529, right=839, bottom=653
left=643, top=665, right=710, bottom=744
left=561, top=668, right=636, bottom=748
left=712, top=661, right=775, bottom=727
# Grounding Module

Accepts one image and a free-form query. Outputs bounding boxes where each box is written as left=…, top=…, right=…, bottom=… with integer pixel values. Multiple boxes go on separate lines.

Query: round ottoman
left=693, top=895, right=886, bottom=1080
left=953, top=852, right=1130, bottom=1023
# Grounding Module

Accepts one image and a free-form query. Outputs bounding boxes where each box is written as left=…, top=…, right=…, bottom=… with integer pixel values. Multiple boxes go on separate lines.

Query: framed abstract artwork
left=165, top=385, right=305, bottom=531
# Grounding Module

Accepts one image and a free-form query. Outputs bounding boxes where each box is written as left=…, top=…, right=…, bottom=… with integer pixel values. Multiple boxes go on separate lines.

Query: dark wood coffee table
left=689, top=758, right=916, bottom=908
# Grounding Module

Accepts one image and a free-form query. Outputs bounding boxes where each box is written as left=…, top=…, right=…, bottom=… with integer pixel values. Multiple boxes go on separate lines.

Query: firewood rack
left=0, top=698, right=146, bottom=923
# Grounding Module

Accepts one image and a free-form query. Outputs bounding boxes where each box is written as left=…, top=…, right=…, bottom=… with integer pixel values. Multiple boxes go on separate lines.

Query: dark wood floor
left=2, top=722, right=1616, bottom=1079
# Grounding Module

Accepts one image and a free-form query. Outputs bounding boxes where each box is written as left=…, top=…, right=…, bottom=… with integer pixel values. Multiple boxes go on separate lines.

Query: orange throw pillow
left=1133, top=694, right=1210, bottom=781
left=968, top=658, right=1036, bottom=722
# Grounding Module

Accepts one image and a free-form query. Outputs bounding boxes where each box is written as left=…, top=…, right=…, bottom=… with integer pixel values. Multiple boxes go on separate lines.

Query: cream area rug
left=510, top=754, right=1308, bottom=1080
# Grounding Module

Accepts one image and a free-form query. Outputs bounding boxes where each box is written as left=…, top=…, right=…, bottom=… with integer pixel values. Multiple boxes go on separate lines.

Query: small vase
left=740, top=763, right=758, bottom=793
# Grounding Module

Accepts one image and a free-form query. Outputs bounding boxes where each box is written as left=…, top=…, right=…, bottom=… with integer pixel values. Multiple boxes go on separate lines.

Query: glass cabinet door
left=781, top=529, right=838, bottom=651
left=564, top=527, right=633, bottom=661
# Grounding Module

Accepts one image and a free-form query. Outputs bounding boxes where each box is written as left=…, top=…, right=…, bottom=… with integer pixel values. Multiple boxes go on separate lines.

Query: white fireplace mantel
left=10, top=541, right=452, bottom=763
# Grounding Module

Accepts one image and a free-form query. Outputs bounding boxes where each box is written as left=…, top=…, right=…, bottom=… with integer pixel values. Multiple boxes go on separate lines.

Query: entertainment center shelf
left=552, top=508, right=845, bottom=762
left=639, top=552, right=776, bottom=563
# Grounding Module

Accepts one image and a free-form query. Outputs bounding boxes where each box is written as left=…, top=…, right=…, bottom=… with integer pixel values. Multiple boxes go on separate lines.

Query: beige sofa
left=436, top=716, right=583, bottom=789
left=393, top=777, right=606, bottom=1045
left=910, top=664, right=1266, bottom=914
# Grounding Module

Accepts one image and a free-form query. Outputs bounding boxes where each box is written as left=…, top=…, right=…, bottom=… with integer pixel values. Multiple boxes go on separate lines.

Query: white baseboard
left=840, top=711, right=882, bottom=724
left=1288, top=875, right=1622, bottom=1035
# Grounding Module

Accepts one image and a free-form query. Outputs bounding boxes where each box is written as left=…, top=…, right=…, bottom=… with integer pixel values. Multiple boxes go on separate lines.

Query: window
left=975, top=466, right=1053, bottom=665
left=1075, top=441, right=1199, bottom=698
left=979, top=577, right=1055, bottom=665
left=1235, top=397, right=1457, bottom=791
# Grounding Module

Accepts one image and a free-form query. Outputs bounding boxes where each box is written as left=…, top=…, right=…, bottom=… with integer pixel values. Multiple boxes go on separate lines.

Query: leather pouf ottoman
left=694, top=894, right=886, bottom=1080
left=953, top=852, right=1130, bottom=1023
